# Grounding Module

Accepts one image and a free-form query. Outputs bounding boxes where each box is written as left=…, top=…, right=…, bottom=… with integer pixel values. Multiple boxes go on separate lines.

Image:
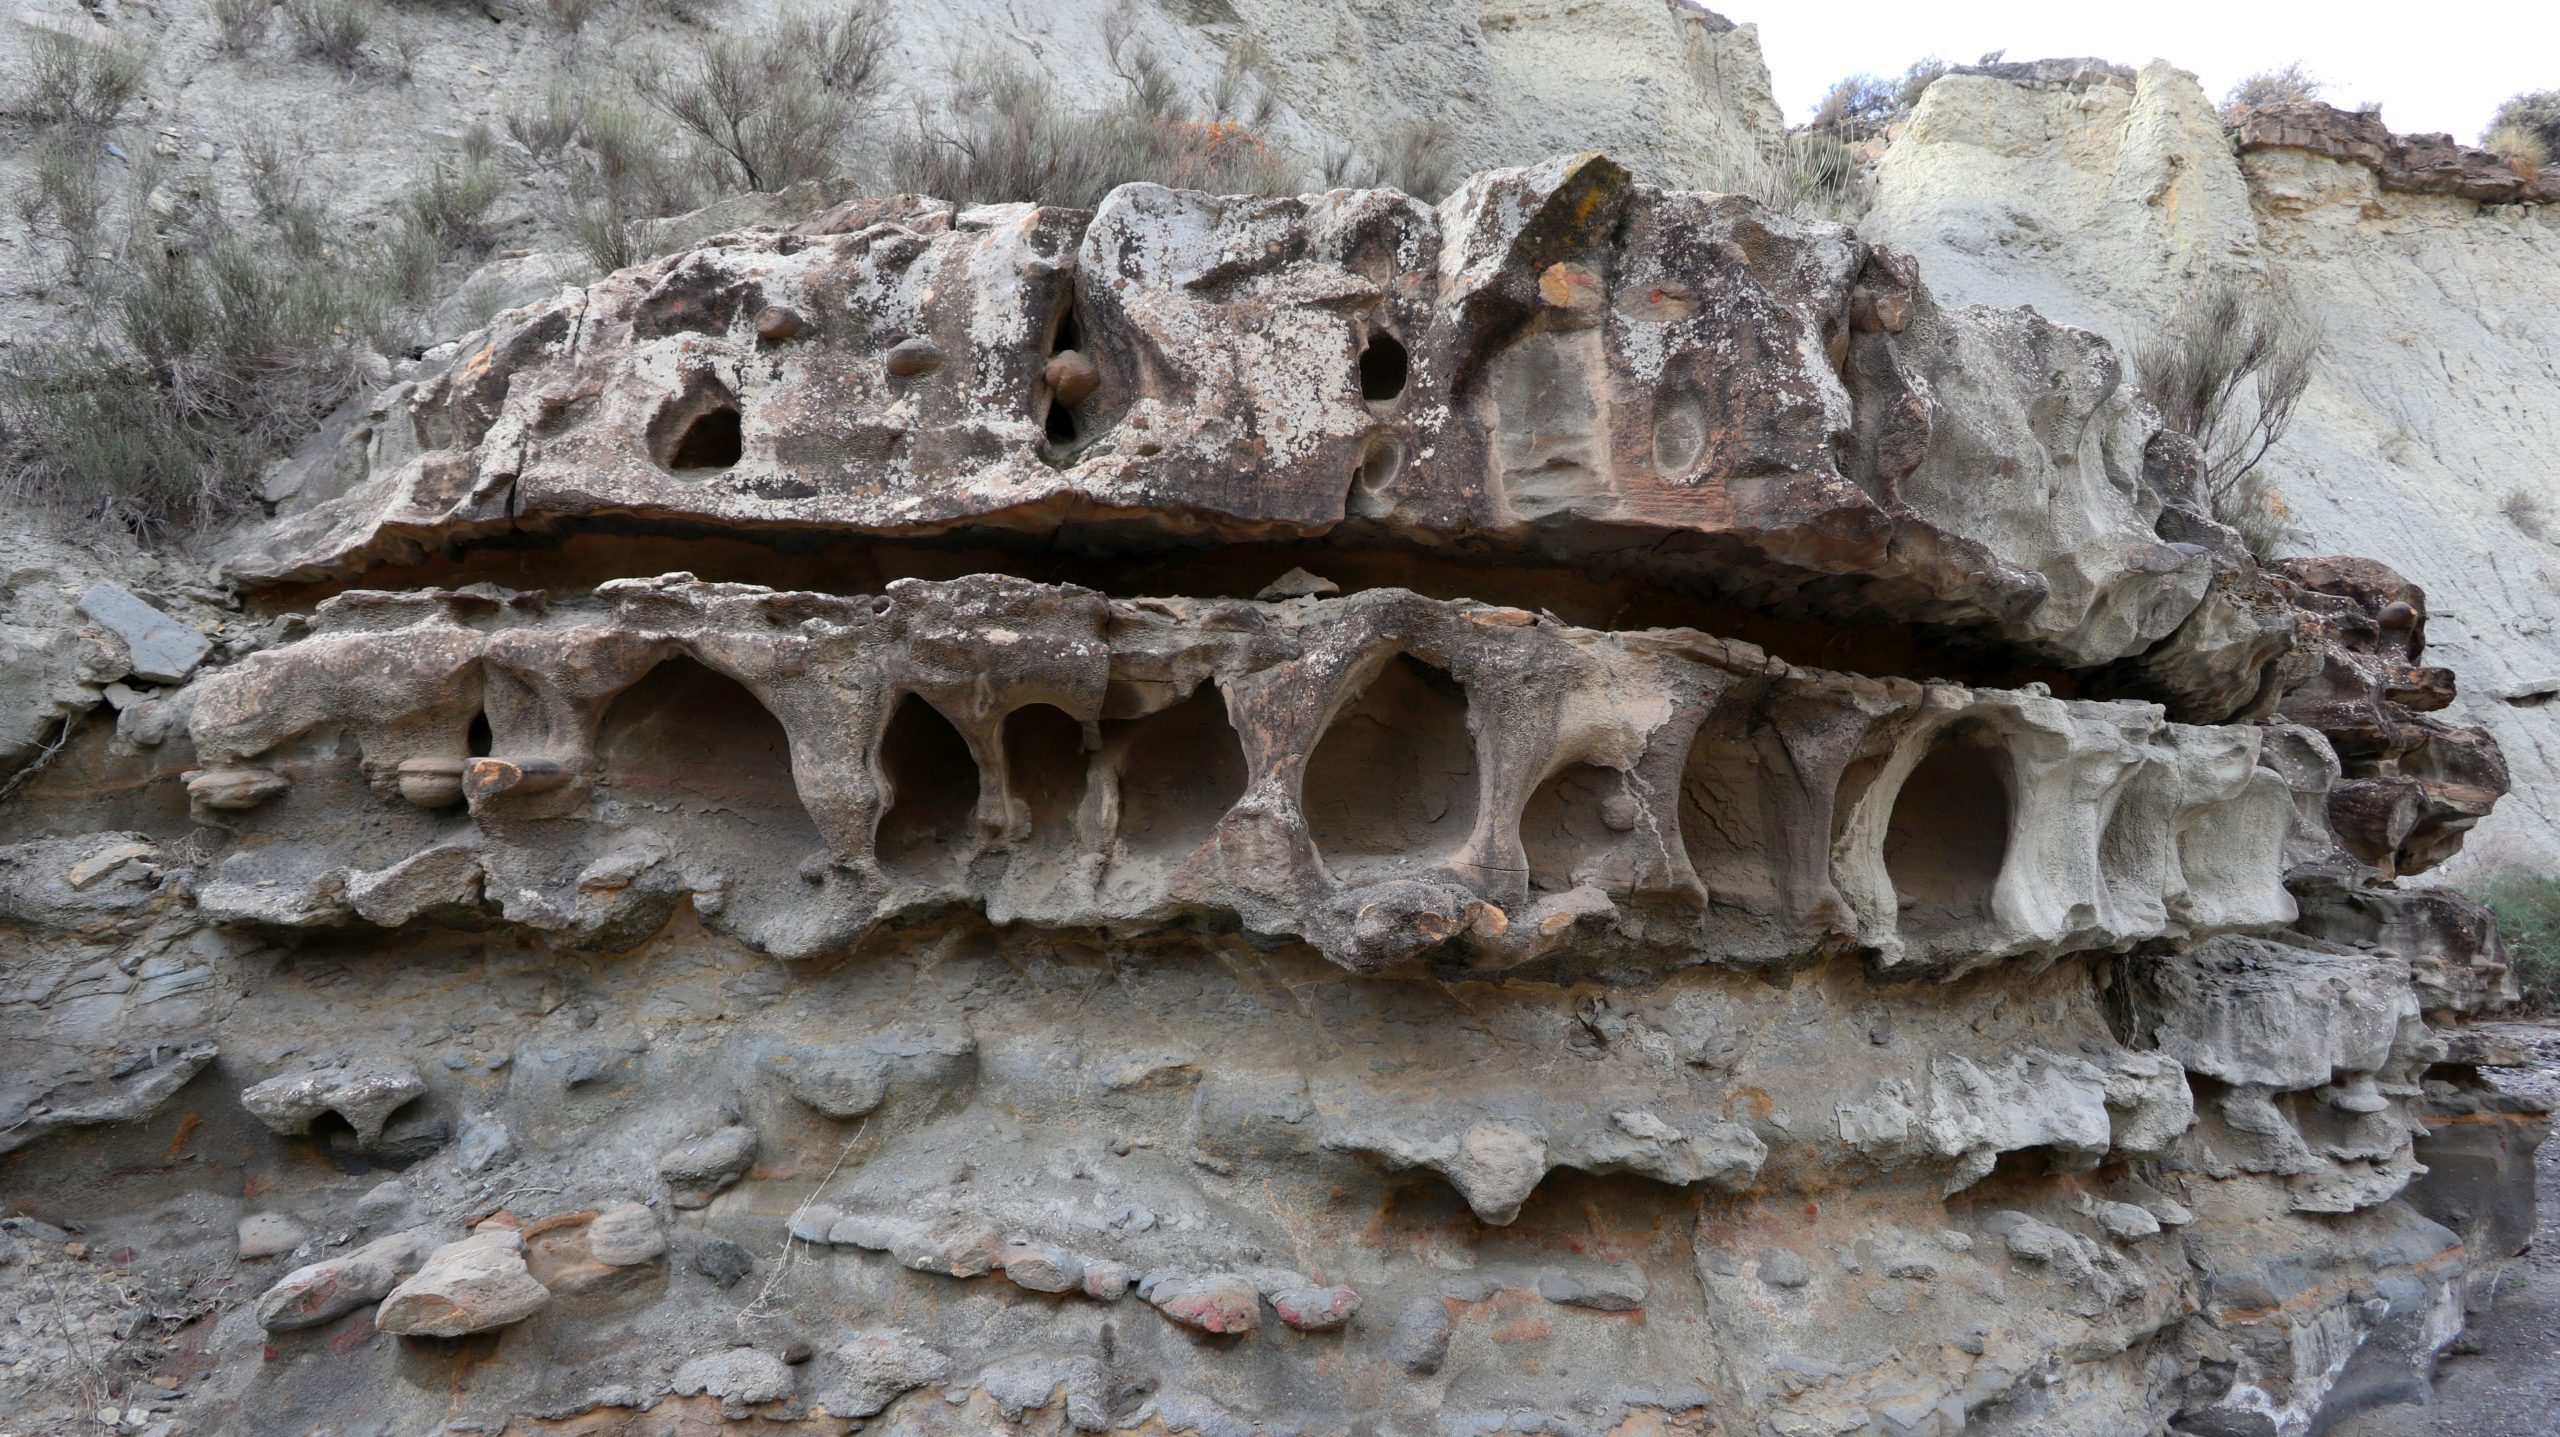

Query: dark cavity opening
left=1052, top=309, right=1083, bottom=354
left=596, top=657, right=817, bottom=844
left=1881, top=724, right=2012, bottom=943
left=1521, top=763, right=1628, bottom=894
left=668, top=406, right=744, bottom=471
left=1359, top=328, right=1409, bottom=404
left=1305, top=653, right=1478, bottom=880
left=1045, top=396, right=1079, bottom=445
left=1105, top=685, right=1248, bottom=866
left=1682, top=727, right=1780, bottom=921
left=1001, top=704, right=1089, bottom=850
left=466, top=712, right=493, bottom=758
left=875, top=694, right=980, bottom=881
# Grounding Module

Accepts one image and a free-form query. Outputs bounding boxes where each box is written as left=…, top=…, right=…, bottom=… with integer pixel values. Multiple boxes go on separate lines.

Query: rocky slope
left=0, top=151, right=2545, bottom=1437
left=1862, top=60, right=2560, bottom=877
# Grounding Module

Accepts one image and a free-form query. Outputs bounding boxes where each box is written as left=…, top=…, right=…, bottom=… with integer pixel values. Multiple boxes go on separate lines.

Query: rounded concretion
left=396, top=757, right=467, bottom=808
left=756, top=306, right=804, bottom=342
left=1043, top=349, right=1100, bottom=407
left=885, top=337, right=942, bottom=377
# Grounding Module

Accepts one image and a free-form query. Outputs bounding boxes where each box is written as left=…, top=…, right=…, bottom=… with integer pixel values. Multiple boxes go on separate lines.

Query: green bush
left=2484, top=90, right=2560, bottom=160
left=2473, top=873, right=2560, bottom=1013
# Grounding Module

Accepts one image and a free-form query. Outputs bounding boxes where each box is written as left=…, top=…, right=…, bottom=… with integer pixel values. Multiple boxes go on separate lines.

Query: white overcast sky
left=1742, top=1, right=2557, bottom=144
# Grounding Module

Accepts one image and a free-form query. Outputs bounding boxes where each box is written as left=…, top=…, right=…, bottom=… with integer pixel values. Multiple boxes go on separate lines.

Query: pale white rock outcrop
left=1865, top=59, right=2560, bottom=872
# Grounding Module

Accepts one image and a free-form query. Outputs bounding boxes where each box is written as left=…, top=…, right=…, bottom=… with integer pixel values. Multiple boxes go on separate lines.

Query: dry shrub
left=14, top=25, right=148, bottom=129
left=1807, top=59, right=1943, bottom=140
left=15, top=134, right=113, bottom=285
left=0, top=130, right=504, bottom=537
left=2224, top=63, right=2323, bottom=113
left=1321, top=118, right=1457, bottom=201
left=1, top=229, right=383, bottom=537
left=282, top=0, right=372, bottom=72
left=1811, top=73, right=1895, bottom=135
left=2133, top=280, right=2322, bottom=558
left=635, top=2, right=888, bottom=194
left=210, top=0, right=273, bottom=56
left=889, top=44, right=1304, bottom=210
left=1700, top=132, right=1868, bottom=223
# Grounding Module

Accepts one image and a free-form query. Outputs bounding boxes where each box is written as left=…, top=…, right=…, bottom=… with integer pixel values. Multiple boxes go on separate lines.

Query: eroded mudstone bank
left=0, top=158, right=2543, bottom=1437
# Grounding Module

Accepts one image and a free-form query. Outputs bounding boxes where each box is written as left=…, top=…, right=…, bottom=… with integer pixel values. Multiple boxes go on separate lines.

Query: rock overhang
left=235, top=155, right=2234, bottom=684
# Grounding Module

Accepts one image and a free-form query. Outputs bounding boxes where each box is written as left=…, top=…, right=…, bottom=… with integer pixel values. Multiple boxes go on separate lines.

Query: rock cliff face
left=1864, top=61, right=2560, bottom=877
left=0, top=154, right=2543, bottom=1437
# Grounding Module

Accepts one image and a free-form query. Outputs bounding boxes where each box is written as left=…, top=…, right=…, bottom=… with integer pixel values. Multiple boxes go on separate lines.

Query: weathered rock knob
left=464, top=756, right=571, bottom=802
left=186, top=766, right=288, bottom=810
left=1044, top=349, right=1100, bottom=407
left=884, top=337, right=942, bottom=377
left=396, top=756, right=467, bottom=808
left=755, top=306, right=803, bottom=342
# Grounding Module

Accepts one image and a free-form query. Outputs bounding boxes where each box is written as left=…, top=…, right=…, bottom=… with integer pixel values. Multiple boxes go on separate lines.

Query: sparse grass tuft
left=2473, top=872, right=2560, bottom=1013
left=2483, top=123, right=2548, bottom=180
left=2133, top=280, right=2322, bottom=558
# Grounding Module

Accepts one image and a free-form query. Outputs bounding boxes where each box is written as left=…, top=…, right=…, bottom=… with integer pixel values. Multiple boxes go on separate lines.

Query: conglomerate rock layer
left=0, top=159, right=2544, bottom=1437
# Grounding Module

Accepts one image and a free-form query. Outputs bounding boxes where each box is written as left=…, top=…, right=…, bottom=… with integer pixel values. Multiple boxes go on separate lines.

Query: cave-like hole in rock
left=1304, top=654, right=1478, bottom=879
left=1681, top=729, right=1781, bottom=922
left=1881, top=725, right=2012, bottom=941
left=1001, top=704, right=1089, bottom=851
left=1522, top=763, right=1629, bottom=894
left=597, top=657, right=819, bottom=846
left=1359, top=328, right=1409, bottom=403
left=875, top=694, right=980, bottom=881
left=1107, top=685, right=1247, bottom=863
left=668, top=406, right=743, bottom=471
left=1044, top=397, right=1078, bottom=445
left=466, top=712, right=493, bottom=757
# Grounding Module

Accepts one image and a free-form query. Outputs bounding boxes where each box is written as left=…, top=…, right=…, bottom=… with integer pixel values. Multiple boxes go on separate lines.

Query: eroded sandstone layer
left=0, top=159, right=2544, bottom=1437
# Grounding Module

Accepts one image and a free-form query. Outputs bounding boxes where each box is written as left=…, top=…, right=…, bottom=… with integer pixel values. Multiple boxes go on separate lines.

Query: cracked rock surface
left=0, top=162, right=2544, bottom=1437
